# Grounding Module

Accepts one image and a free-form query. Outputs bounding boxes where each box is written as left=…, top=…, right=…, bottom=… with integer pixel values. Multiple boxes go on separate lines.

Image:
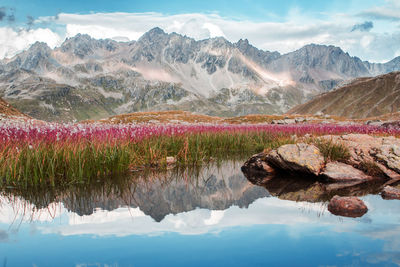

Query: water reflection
left=1, top=161, right=400, bottom=266
left=1, top=161, right=268, bottom=225
left=243, top=166, right=392, bottom=203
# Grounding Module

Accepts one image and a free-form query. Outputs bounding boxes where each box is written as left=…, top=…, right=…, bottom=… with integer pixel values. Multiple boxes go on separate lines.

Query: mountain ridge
left=1, top=27, right=399, bottom=121
left=288, top=71, right=400, bottom=119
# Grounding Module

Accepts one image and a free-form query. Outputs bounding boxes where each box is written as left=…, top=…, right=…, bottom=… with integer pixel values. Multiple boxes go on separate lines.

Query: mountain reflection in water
left=1, top=161, right=400, bottom=267
left=1, top=161, right=268, bottom=224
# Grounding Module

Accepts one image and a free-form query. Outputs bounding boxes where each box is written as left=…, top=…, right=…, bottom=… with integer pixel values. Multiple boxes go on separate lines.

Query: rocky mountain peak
left=4, top=41, right=52, bottom=72
left=385, top=56, right=400, bottom=70
left=236, top=38, right=250, bottom=47
left=280, top=43, right=369, bottom=76
left=59, top=33, right=119, bottom=58
left=63, top=33, right=93, bottom=44
left=29, top=41, right=52, bottom=53
left=294, top=44, right=344, bottom=56
left=234, top=38, right=280, bottom=66
left=139, top=27, right=168, bottom=42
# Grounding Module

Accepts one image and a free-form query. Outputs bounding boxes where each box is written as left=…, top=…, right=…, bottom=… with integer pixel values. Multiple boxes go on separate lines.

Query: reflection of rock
left=243, top=168, right=387, bottom=203
left=328, top=195, right=368, bottom=218
left=266, top=143, right=325, bottom=175
left=322, top=162, right=373, bottom=182
left=381, top=186, right=400, bottom=200
left=265, top=178, right=327, bottom=202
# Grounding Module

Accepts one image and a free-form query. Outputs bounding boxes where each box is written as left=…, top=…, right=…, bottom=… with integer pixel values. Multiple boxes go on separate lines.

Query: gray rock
left=319, top=134, right=400, bottom=177
left=266, top=143, right=325, bottom=175
left=374, top=144, right=400, bottom=173
left=322, top=162, right=373, bottom=182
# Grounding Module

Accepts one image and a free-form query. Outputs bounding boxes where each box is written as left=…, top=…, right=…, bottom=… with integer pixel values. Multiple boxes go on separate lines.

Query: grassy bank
left=0, top=122, right=398, bottom=187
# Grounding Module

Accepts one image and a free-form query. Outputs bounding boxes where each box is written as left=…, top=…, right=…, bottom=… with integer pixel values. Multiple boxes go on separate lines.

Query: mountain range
left=1, top=27, right=399, bottom=121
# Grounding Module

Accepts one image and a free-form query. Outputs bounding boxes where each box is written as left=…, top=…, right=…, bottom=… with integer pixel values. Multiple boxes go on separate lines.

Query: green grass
left=0, top=132, right=293, bottom=188
left=315, top=139, right=351, bottom=163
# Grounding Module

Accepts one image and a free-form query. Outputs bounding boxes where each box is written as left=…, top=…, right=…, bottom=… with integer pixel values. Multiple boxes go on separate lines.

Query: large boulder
left=319, top=134, right=377, bottom=164
left=321, top=162, right=373, bottom=182
left=328, top=195, right=368, bottom=217
left=373, top=144, right=400, bottom=174
left=319, top=134, right=400, bottom=178
left=266, top=143, right=325, bottom=175
left=381, top=186, right=400, bottom=200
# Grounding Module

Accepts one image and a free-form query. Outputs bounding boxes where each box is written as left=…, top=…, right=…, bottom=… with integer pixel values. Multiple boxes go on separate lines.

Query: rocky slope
left=1, top=27, right=399, bottom=121
left=0, top=97, right=30, bottom=120
left=288, top=72, right=400, bottom=118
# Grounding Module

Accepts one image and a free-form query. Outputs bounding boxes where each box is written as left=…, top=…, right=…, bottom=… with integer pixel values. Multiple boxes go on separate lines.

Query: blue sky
left=0, top=0, right=385, bottom=22
left=1, top=0, right=400, bottom=62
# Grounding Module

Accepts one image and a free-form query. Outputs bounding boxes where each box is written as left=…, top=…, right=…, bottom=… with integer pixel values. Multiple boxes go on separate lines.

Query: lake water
left=1, top=161, right=400, bottom=267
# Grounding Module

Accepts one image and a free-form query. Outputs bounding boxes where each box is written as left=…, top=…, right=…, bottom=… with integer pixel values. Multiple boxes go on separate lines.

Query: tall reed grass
left=0, top=122, right=397, bottom=187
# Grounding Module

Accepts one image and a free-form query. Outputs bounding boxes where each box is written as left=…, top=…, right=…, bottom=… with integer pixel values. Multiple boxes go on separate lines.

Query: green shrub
left=315, top=139, right=350, bottom=162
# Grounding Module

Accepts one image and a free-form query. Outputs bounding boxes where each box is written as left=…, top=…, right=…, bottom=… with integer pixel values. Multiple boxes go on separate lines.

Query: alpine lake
left=1, top=159, right=400, bottom=267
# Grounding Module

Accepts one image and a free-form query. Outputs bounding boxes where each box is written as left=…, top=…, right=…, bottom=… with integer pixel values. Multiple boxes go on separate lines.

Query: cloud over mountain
left=0, top=1, right=400, bottom=62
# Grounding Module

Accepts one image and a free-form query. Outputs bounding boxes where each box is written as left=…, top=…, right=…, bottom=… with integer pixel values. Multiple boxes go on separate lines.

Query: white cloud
left=359, top=0, right=400, bottom=21
left=1, top=5, right=400, bottom=62
left=65, top=24, right=143, bottom=41
left=0, top=27, right=62, bottom=59
left=0, top=196, right=338, bottom=237
left=53, top=11, right=400, bottom=62
left=2, top=194, right=399, bottom=239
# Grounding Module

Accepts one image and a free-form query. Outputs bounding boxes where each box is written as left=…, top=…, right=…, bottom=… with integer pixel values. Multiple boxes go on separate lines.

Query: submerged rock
left=381, top=185, right=400, bottom=200
left=322, top=162, right=373, bottom=182
left=266, top=143, right=325, bottom=176
left=328, top=195, right=368, bottom=218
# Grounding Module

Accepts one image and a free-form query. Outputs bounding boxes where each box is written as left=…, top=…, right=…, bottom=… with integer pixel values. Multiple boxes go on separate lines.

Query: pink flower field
left=1, top=122, right=398, bottom=144
left=0, top=121, right=398, bottom=187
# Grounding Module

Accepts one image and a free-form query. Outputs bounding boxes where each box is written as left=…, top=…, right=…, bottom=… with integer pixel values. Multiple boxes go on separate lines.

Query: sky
left=0, top=0, right=400, bottom=62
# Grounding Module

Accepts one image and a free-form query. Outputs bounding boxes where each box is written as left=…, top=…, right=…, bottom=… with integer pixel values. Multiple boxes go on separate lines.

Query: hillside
left=288, top=72, right=400, bottom=119
left=1, top=28, right=400, bottom=121
left=0, top=97, right=29, bottom=119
